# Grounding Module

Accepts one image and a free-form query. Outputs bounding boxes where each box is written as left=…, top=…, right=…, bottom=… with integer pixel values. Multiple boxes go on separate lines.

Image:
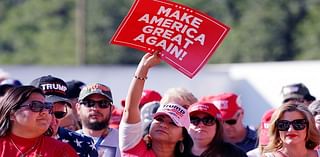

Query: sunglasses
left=80, top=99, right=112, bottom=108
left=225, top=119, right=237, bottom=125
left=190, top=116, right=216, bottom=126
left=20, top=101, right=53, bottom=113
left=224, top=112, right=241, bottom=125
left=276, top=119, right=308, bottom=131
left=53, top=111, right=67, bottom=119
left=50, top=102, right=68, bottom=119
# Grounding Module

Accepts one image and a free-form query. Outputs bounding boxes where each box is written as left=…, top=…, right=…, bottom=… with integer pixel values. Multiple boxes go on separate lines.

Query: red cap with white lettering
left=200, top=93, right=241, bottom=120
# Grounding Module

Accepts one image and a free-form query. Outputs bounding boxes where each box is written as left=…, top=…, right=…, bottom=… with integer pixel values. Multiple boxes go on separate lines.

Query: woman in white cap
left=119, top=52, right=193, bottom=157
left=188, top=101, right=248, bottom=157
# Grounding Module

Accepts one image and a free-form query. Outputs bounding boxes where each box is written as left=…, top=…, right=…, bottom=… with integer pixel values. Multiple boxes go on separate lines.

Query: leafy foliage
left=0, top=0, right=320, bottom=64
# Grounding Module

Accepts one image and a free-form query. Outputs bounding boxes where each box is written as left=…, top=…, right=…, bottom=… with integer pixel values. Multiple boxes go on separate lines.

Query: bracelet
left=134, top=75, right=148, bottom=80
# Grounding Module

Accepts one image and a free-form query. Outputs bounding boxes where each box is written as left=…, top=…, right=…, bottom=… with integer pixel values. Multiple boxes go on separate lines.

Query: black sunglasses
left=276, top=119, right=308, bottom=131
left=80, top=99, right=112, bottom=108
left=225, top=119, right=237, bottom=125
left=53, top=111, right=67, bottom=119
left=51, top=102, right=68, bottom=119
left=20, top=101, right=53, bottom=113
left=225, top=112, right=240, bottom=125
left=190, top=116, right=216, bottom=126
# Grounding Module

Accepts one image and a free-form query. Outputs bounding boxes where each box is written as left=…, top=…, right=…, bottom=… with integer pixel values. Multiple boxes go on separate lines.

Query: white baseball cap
left=153, top=103, right=190, bottom=129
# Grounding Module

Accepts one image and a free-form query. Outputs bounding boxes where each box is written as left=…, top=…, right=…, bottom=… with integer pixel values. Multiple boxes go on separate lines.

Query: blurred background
left=1, top=0, right=320, bottom=126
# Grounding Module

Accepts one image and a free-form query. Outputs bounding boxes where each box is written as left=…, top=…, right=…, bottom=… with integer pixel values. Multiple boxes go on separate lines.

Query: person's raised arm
left=122, top=52, right=161, bottom=124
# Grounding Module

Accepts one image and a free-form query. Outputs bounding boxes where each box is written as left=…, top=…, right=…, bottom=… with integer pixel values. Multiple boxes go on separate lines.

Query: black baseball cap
left=281, top=83, right=315, bottom=102
left=0, top=79, right=22, bottom=95
left=30, top=75, right=71, bottom=107
left=66, top=80, right=86, bottom=99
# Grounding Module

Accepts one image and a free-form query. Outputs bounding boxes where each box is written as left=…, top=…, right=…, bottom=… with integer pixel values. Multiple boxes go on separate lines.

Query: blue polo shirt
left=235, top=126, right=258, bottom=152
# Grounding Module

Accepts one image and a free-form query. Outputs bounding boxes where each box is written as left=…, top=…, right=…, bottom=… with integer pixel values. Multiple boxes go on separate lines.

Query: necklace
left=9, top=136, right=40, bottom=157
left=278, top=150, right=309, bottom=157
left=95, top=128, right=110, bottom=149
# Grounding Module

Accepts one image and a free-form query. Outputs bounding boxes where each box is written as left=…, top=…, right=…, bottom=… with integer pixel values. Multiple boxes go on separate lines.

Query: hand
left=140, top=51, right=162, bottom=69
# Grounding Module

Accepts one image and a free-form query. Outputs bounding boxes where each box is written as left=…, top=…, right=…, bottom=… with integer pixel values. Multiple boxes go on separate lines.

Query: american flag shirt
left=56, top=127, right=99, bottom=157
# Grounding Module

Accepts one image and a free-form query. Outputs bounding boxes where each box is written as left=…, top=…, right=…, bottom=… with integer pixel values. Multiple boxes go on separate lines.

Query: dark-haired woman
left=0, top=86, right=78, bottom=157
left=188, top=101, right=248, bottom=157
left=119, top=52, right=194, bottom=157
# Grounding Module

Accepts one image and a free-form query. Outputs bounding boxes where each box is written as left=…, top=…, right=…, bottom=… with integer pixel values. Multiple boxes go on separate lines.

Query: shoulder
left=247, top=148, right=260, bottom=157
left=317, top=149, right=320, bottom=156
left=122, top=139, right=153, bottom=156
left=221, top=142, right=248, bottom=156
left=105, top=128, right=119, bottom=142
left=58, top=127, right=94, bottom=142
left=262, top=152, right=275, bottom=157
left=57, top=128, right=98, bottom=156
left=43, top=136, right=78, bottom=157
left=223, top=142, right=244, bottom=151
left=246, top=126, right=258, bottom=139
left=43, top=136, right=75, bottom=149
left=108, top=128, right=119, bottom=137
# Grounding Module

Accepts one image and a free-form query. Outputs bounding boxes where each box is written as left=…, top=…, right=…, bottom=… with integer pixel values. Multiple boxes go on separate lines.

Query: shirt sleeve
left=119, top=121, right=144, bottom=151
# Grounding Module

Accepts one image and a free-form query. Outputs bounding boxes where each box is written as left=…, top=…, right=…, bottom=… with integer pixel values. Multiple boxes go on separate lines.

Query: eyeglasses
left=20, top=101, right=53, bottom=113
left=190, top=116, right=216, bottom=126
left=80, top=99, right=112, bottom=108
left=276, top=119, right=308, bottom=131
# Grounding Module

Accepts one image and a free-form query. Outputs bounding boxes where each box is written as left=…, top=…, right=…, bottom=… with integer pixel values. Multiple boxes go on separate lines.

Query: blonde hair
left=160, top=88, right=197, bottom=108
left=263, top=102, right=320, bottom=153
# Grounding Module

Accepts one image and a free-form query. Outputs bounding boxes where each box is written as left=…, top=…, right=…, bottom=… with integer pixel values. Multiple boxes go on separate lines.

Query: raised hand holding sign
left=110, top=0, right=230, bottom=78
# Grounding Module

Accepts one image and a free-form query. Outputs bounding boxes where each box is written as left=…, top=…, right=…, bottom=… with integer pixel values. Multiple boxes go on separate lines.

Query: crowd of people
left=1, top=52, right=320, bottom=157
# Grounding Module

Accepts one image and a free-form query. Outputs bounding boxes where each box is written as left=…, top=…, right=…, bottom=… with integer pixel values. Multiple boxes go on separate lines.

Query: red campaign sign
left=110, top=0, right=230, bottom=78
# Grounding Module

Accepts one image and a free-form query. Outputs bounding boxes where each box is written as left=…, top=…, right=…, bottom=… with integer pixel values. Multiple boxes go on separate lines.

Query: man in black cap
left=281, top=82, right=316, bottom=106
left=59, top=80, right=86, bottom=130
left=66, top=80, right=86, bottom=108
left=31, top=75, right=98, bottom=157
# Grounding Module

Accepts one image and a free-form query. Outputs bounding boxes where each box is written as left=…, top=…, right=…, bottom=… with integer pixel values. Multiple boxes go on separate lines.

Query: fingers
left=152, top=50, right=163, bottom=58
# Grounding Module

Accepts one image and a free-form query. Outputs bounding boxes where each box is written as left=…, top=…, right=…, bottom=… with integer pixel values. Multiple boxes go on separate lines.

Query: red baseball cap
left=188, top=101, right=222, bottom=120
left=259, top=109, right=275, bottom=146
left=200, top=93, right=241, bottom=120
left=121, top=89, right=162, bottom=107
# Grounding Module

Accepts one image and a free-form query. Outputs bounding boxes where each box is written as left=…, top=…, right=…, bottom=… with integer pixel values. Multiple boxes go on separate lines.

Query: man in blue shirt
left=201, top=92, right=258, bottom=152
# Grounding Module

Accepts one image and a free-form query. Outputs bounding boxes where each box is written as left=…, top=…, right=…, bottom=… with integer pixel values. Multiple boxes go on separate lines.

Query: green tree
left=294, top=1, right=320, bottom=60
left=211, top=0, right=309, bottom=63
left=0, top=0, right=75, bottom=64
left=1, top=0, right=320, bottom=65
left=86, top=0, right=143, bottom=64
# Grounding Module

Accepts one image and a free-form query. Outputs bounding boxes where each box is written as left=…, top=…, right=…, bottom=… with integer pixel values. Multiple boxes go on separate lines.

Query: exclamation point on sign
left=179, top=52, right=187, bottom=61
